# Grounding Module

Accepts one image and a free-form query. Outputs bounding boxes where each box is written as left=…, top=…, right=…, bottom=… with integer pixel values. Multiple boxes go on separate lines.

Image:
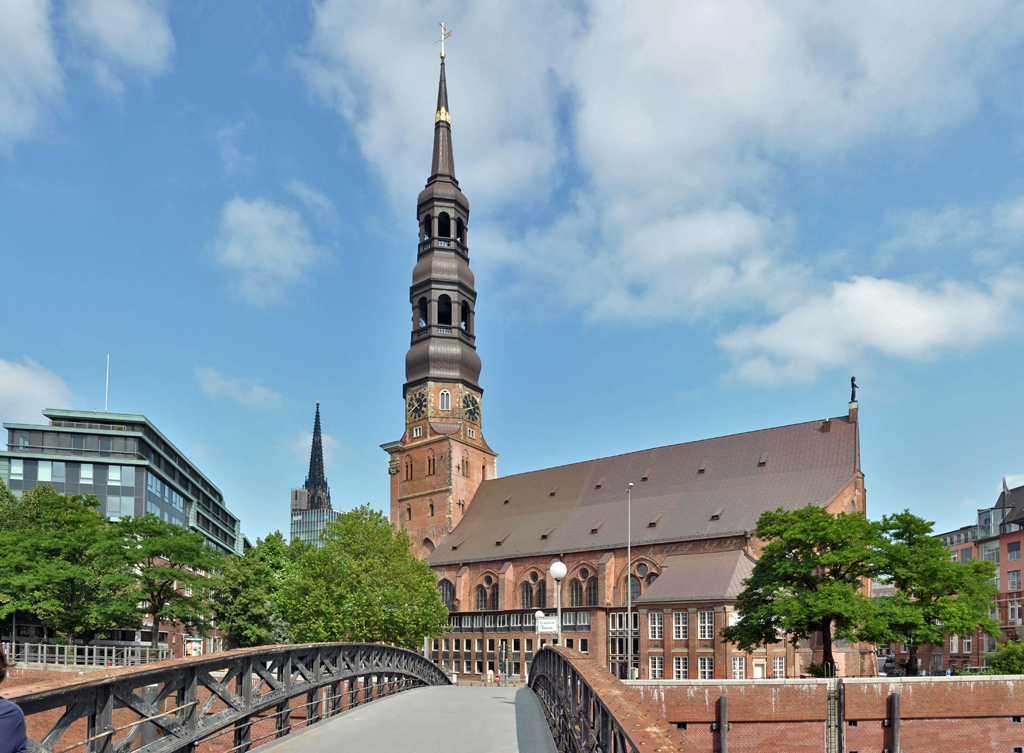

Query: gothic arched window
left=439, top=390, right=451, bottom=411
left=490, top=585, right=499, bottom=611
left=438, top=295, right=453, bottom=326
left=406, top=507, right=412, bottom=521
left=404, top=456, right=413, bottom=481
left=520, top=582, right=533, bottom=609
left=462, top=453, right=470, bottom=477
left=476, top=585, right=487, bottom=611
left=427, top=451, right=435, bottom=476
left=438, top=212, right=451, bottom=238
left=646, top=573, right=658, bottom=588
left=428, top=502, right=434, bottom=517
left=586, top=578, right=598, bottom=606
left=438, top=579, right=455, bottom=610
left=628, top=576, right=641, bottom=605
left=569, top=580, right=583, bottom=607
left=536, top=580, right=547, bottom=609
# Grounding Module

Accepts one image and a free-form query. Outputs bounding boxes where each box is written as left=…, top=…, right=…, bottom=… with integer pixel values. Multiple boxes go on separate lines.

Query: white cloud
left=286, top=179, right=338, bottom=227
left=0, top=357, right=75, bottom=423
left=209, top=196, right=328, bottom=306
left=299, top=1, right=1024, bottom=379
left=66, top=0, right=175, bottom=94
left=0, top=0, right=63, bottom=149
left=194, top=366, right=282, bottom=410
left=718, top=275, right=1023, bottom=384
left=213, top=121, right=255, bottom=175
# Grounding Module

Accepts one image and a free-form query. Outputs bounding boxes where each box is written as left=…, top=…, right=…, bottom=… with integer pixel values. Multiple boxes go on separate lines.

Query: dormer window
left=439, top=390, right=451, bottom=411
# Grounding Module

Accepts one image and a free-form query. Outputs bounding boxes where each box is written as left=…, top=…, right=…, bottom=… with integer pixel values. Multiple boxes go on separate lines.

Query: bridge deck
left=264, top=686, right=557, bottom=753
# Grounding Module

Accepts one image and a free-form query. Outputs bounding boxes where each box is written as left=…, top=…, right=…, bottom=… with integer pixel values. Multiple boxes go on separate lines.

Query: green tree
left=281, top=505, right=448, bottom=649
left=986, top=639, right=1024, bottom=674
left=720, top=505, right=877, bottom=674
left=860, top=510, right=999, bottom=675
left=214, top=531, right=292, bottom=647
left=0, top=483, right=139, bottom=643
left=116, top=514, right=222, bottom=649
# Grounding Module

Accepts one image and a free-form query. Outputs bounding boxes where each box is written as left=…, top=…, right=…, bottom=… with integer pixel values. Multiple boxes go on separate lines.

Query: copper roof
left=428, top=414, right=859, bottom=566
left=633, top=550, right=756, bottom=604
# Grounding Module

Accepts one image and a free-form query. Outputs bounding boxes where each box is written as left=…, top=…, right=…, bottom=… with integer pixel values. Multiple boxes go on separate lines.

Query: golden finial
left=436, top=21, right=452, bottom=60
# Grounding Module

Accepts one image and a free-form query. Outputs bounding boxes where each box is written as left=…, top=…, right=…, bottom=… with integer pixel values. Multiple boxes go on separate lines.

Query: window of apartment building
left=464, top=660, right=472, bottom=674
left=1011, top=570, right=1022, bottom=591
left=579, top=638, right=589, bottom=654
left=442, top=639, right=449, bottom=651
left=732, top=656, right=745, bottom=679
left=773, top=656, right=785, bottom=678
left=698, top=611, right=714, bottom=639
left=577, top=611, right=590, bottom=627
left=510, top=614, right=521, bottom=628
left=562, top=612, right=575, bottom=627
left=1011, top=599, right=1023, bottom=623
left=649, top=612, right=663, bottom=639
left=476, top=639, right=483, bottom=652
left=38, top=461, right=52, bottom=482
left=698, top=656, right=714, bottom=680
left=526, top=638, right=533, bottom=653
left=487, top=638, right=495, bottom=652
left=950, top=635, right=959, bottom=653
left=1010, top=541, right=1022, bottom=561
left=9, top=459, right=23, bottom=481
left=673, top=612, right=688, bottom=640
left=962, top=636, right=972, bottom=654
left=476, top=661, right=483, bottom=674
left=513, top=638, right=520, bottom=651
left=673, top=656, right=688, bottom=679
left=650, top=656, right=664, bottom=679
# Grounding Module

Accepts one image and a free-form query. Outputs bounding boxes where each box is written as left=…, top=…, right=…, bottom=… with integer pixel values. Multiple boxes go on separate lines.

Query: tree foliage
left=0, top=483, right=138, bottom=643
left=720, top=505, right=876, bottom=672
left=115, top=514, right=222, bottom=648
left=280, top=505, right=448, bottom=648
left=214, top=531, right=294, bottom=648
left=859, top=510, right=999, bottom=674
left=986, top=639, right=1024, bottom=674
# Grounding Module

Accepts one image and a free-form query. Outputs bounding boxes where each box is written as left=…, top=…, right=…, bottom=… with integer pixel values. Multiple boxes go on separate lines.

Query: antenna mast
left=105, top=354, right=110, bottom=412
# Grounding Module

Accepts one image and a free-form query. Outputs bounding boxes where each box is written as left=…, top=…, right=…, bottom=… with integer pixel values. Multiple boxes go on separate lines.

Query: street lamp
left=626, top=482, right=633, bottom=680
left=550, top=560, right=567, bottom=648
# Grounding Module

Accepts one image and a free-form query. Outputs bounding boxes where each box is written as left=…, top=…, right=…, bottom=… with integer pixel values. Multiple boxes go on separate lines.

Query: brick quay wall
left=628, top=675, right=1024, bottom=753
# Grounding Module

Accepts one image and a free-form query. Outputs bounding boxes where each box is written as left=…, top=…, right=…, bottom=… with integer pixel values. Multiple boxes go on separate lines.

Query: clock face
left=462, top=394, right=480, bottom=423
left=407, top=391, right=427, bottom=420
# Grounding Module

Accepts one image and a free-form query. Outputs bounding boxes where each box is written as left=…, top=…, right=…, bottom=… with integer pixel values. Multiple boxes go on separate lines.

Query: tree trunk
left=906, top=644, right=919, bottom=676
left=821, top=619, right=835, bottom=676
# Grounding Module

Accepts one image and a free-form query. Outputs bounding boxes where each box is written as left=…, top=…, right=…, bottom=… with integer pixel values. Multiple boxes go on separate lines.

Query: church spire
left=429, top=58, right=457, bottom=184
left=304, top=400, right=331, bottom=510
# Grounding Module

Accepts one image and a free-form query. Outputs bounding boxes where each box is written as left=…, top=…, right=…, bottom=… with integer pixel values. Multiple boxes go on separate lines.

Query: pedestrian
left=0, top=645, right=28, bottom=753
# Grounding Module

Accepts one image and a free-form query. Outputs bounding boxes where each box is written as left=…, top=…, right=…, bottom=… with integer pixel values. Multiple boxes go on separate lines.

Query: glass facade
left=290, top=505, right=341, bottom=548
left=1, top=409, right=242, bottom=555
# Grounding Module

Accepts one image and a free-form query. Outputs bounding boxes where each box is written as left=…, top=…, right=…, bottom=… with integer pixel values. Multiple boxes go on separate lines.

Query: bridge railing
left=2, top=642, right=172, bottom=669
left=9, top=642, right=449, bottom=753
left=527, top=646, right=696, bottom=753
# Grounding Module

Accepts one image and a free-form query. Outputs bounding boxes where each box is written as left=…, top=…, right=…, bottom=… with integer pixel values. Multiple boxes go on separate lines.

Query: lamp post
left=626, top=482, right=633, bottom=680
left=550, top=560, right=567, bottom=648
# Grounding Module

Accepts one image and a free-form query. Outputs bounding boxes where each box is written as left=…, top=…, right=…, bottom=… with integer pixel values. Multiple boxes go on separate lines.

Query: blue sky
left=3, top=0, right=1024, bottom=541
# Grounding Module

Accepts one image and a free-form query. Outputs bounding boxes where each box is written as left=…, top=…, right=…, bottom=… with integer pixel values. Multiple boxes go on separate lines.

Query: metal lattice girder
left=527, top=646, right=697, bottom=753
left=10, top=642, right=450, bottom=753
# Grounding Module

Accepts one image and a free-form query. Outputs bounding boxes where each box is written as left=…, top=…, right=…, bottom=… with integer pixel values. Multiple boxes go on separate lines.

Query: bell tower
left=382, top=46, right=497, bottom=559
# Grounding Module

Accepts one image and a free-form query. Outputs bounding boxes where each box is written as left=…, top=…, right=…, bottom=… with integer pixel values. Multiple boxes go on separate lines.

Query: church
left=381, top=50, right=874, bottom=681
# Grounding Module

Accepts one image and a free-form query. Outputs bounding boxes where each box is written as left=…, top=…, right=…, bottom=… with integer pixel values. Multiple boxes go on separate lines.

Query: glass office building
left=0, top=409, right=243, bottom=556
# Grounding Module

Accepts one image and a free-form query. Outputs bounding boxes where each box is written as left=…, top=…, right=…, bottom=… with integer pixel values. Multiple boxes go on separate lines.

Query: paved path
left=263, top=686, right=557, bottom=753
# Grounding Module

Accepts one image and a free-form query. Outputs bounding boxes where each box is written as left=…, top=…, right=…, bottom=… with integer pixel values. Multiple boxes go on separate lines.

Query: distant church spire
left=430, top=58, right=456, bottom=183
left=305, top=400, right=331, bottom=510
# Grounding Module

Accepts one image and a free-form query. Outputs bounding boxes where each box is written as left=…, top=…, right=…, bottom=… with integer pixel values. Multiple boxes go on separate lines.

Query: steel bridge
left=8, top=644, right=693, bottom=753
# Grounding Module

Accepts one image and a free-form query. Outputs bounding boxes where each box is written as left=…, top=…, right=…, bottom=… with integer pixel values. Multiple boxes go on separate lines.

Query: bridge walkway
left=264, top=685, right=557, bottom=753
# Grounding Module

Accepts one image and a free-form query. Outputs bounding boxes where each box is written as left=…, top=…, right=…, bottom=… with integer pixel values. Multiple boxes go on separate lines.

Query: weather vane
left=436, top=21, right=452, bottom=59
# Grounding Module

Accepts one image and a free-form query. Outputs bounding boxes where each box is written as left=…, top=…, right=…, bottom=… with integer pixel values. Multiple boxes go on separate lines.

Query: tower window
left=438, top=212, right=451, bottom=238
left=438, top=295, right=453, bottom=325
left=404, top=456, right=413, bottom=481
left=412, top=426, right=422, bottom=438
left=418, top=297, right=428, bottom=328
left=467, top=427, right=476, bottom=439
left=427, top=452, right=436, bottom=475
left=456, top=218, right=465, bottom=243
left=439, top=390, right=451, bottom=411
left=462, top=453, right=470, bottom=477
left=422, top=215, right=432, bottom=240
left=406, top=507, right=412, bottom=521
left=429, top=503, right=434, bottom=517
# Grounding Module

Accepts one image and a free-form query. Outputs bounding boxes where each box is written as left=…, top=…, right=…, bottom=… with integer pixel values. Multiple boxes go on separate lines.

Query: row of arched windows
left=404, top=502, right=434, bottom=521
left=416, top=296, right=472, bottom=332
left=422, top=212, right=466, bottom=243
left=436, top=565, right=659, bottom=612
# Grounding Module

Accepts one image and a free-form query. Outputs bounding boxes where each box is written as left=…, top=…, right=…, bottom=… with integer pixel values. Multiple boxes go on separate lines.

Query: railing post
left=87, top=684, right=113, bottom=753
left=234, top=655, right=254, bottom=753
left=890, top=691, right=901, bottom=753
left=718, top=695, right=729, bottom=753
left=181, top=665, right=199, bottom=753
left=276, top=653, right=293, bottom=739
